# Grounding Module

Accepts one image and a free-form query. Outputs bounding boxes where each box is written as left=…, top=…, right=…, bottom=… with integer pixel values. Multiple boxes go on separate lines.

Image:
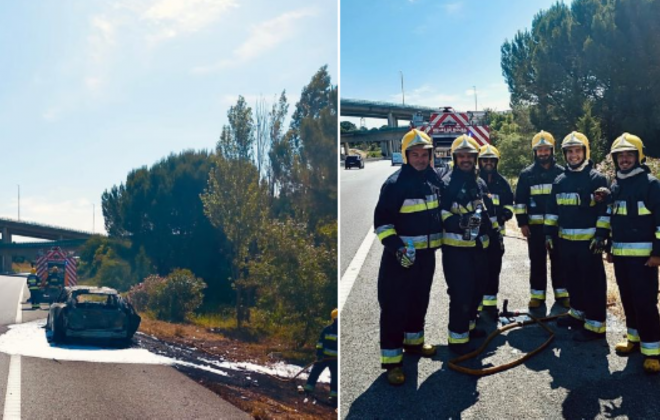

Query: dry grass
left=138, top=316, right=334, bottom=419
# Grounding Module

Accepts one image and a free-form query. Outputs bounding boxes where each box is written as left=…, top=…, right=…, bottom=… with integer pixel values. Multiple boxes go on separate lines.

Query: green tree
left=502, top=0, right=660, bottom=155
left=202, top=96, right=268, bottom=328
left=101, top=150, right=232, bottom=305
left=247, top=219, right=336, bottom=346
left=576, top=100, right=605, bottom=163
left=340, top=121, right=357, bottom=133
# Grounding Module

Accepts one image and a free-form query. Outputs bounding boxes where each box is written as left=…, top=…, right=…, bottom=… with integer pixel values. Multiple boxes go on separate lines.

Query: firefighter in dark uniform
left=544, top=132, right=609, bottom=341
left=299, top=309, right=338, bottom=404
left=47, top=266, right=63, bottom=303
left=478, top=145, right=514, bottom=314
left=374, top=129, right=444, bottom=385
left=27, top=268, right=41, bottom=309
left=515, top=131, right=568, bottom=308
left=441, top=135, right=494, bottom=355
left=606, top=133, right=660, bottom=373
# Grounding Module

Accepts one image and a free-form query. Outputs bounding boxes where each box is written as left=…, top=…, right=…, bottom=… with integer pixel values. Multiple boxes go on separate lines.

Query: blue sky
left=341, top=0, right=563, bottom=127
left=0, top=0, right=337, bottom=236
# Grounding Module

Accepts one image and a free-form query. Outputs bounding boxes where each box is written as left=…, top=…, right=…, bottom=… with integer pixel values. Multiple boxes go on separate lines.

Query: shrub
left=127, top=269, right=206, bottom=323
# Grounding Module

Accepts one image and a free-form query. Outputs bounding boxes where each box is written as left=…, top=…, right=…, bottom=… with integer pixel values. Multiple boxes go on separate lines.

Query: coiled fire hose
left=447, top=300, right=567, bottom=376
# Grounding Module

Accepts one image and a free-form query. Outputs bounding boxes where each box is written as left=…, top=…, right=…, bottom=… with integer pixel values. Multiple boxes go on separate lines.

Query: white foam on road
left=0, top=320, right=172, bottom=365
left=0, top=320, right=329, bottom=382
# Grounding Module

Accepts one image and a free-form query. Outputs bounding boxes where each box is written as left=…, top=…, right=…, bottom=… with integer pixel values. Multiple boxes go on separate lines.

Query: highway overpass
left=340, top=98, right=444, bottom=157
left=0, top=217, right=94, bottom=272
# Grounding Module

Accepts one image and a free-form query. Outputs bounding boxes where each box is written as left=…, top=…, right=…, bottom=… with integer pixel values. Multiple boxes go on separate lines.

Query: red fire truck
left=411, top=107, right=491, bottom=168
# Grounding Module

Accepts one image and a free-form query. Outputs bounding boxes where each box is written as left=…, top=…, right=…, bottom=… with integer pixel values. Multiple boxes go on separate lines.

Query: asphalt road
left=0, top=275, right=249, bottom=419
left=340, top=162, right=660, bottom=419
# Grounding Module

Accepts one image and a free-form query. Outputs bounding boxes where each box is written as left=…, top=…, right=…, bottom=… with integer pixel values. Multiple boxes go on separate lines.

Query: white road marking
left=339, top=229, right=376, bottom=311
left=3, top=285, right=24, bottom=419
left=3, top=355, right=21, bottom=420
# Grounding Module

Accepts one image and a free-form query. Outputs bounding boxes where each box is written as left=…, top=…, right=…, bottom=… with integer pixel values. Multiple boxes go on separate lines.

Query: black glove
left=590, top=237, right=606, bottom=254
left=501, top=208, right=513, bottom=221
left=396, top=247, right=414, bottom=268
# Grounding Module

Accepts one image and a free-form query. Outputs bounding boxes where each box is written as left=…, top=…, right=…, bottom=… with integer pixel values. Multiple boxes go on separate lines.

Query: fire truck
left=411, top=107, right=491, bottom=168
left=36, top=246, right=78, bottom=303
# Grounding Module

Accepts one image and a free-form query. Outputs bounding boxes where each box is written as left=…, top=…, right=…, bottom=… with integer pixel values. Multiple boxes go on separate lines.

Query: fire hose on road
left=447, top=299, right=568, bottom=376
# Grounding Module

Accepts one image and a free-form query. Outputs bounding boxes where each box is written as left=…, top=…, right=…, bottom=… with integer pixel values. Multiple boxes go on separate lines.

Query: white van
left=391, top=152, right=403, bottom=166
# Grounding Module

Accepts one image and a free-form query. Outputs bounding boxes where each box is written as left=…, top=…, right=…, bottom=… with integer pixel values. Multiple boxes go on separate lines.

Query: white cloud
left=442, top=1, right=464, bottom=14
left=141, top=0, right=238, bottom=45
left=85, top=77, right=104, bottom=91
left=192, top=7, right=318, bottom=74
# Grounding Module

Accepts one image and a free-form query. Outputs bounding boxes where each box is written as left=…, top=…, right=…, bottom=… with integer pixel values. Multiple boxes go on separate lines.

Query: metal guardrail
left=341, top=98, right=438, bottom=113
left=0, top=239, right=88, bottom=249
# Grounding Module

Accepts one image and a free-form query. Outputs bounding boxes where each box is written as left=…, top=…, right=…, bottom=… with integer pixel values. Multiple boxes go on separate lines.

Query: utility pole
left=17, top=184, right=20, bottom=221
left=473, top=85, right=478, bottom=111
left=400, top=71, right=405, bottom=105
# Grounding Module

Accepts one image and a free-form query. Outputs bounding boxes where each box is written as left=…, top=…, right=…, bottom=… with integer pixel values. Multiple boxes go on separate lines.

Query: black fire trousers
left=483, top=237, right=504, bottom=307
left=528, top=224, right=563, bottom=299
left=442, top=245, right=487, bottom=338
left=306, top=359, right=337, bottom=396
left=378, top=249, right=435, bottom=368
left=613, top=256, right=660, bottom=350
left=559, top=239, right=606, bottom=326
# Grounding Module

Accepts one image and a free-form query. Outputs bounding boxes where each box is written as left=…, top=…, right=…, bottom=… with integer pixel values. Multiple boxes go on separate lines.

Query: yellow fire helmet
left=531, top=130, right=555, bottom=151
left=331, top=308, right=338, bottom=320
left=478, top=144, right=501, bottom=160
left=30, top=267, right=36, bottom=274
left=401, top=129, right=433, bottom=164
left=610, top=132, right=646, bottom=163
left=561, top=131, right=590, bottom=160
left=451, top=134, right=480, bottom=155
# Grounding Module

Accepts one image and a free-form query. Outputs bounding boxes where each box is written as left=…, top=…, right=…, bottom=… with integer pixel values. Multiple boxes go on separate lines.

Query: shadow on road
left=345, top=348, right=481, bottom=419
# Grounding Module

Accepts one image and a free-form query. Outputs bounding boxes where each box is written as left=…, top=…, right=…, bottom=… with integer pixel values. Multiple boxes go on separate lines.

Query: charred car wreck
left=46, top=286, right=141, bottom=344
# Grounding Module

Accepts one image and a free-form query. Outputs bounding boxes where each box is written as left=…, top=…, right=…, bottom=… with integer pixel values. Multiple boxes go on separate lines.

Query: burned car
left=46, top=286, right=141, bottom=344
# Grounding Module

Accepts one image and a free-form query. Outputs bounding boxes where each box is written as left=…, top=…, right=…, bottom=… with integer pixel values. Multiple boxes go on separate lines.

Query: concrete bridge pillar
left=341, top=142, right=350, bottom=157
left=1, top=228, right=9, bottom=272
left=381, top=141, right=393, bottom=158
left=387, top=112, right=398, bottom=128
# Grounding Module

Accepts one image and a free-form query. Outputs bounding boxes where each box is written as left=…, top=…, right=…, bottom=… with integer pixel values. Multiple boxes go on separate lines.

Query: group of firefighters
left=26, top=266, right=64, bottom=309
left=375, top=128, right=660, bottom=385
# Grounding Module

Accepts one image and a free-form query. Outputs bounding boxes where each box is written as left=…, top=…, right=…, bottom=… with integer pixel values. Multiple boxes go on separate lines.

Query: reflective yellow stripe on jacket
left=559, top=228, right=596, bottom=241
left=375, top=224, right=396, bottom=241
left=611, top=242, right=652, bottom=257
left=399, top=195, right=439, bottom=214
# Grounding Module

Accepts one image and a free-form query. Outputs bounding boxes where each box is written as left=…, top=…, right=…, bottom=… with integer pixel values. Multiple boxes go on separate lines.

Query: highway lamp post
left=400, top=71, right=405, bottom=105
left=17, top=184, right=20, bottom=221
left=473, top=85, right=478, bottom=111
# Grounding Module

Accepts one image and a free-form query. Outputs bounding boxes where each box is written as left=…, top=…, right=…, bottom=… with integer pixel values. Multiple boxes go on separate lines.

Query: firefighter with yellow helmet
left=477, top=144, right=514, bottom=314
left=440, top=134, right=494, bottom=354
left=299, top=308, right=338, bottom=404
left=374, top=129, right=444, bottom=385
left=515, top=131, right=568, bottom=309
left=26, top=267, right=41, bottom=309
left=605, top=133, right=660, bottom=373
left=544, top=131, right=609, bottom=341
